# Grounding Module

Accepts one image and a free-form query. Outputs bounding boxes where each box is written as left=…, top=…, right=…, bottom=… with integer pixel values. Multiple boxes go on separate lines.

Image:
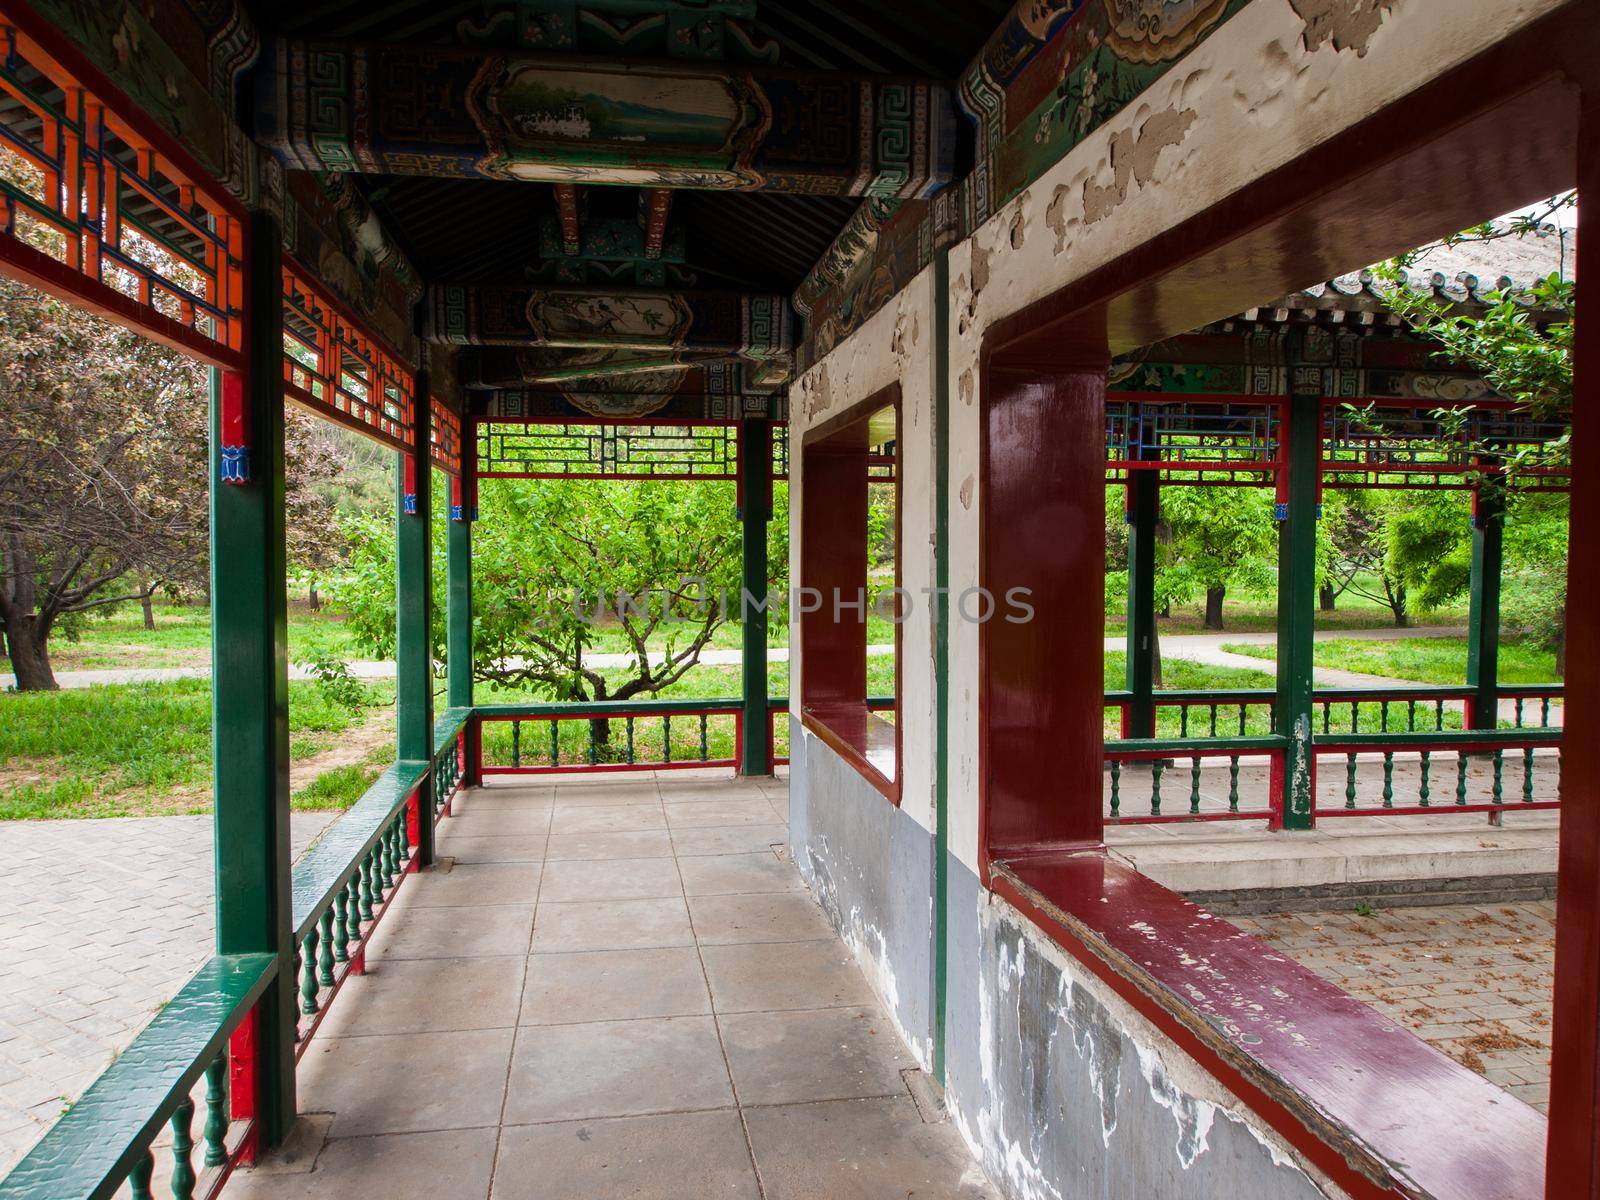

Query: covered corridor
left=0, top=1, right=1594, bottom=1198
left=227, top=774, right=994, bottom=1200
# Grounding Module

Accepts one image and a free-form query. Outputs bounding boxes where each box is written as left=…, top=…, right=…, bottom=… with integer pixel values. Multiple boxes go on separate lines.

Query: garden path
left=0, top=814, right=337, bottom=1177
left=4, top=624, right=1465, bottom=691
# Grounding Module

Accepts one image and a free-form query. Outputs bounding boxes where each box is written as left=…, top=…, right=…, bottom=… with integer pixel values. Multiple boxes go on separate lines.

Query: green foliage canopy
left=328, top=475, right=785, bottom=704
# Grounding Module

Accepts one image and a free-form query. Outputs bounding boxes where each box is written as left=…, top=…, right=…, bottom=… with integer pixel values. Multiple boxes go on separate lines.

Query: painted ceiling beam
left=501, top=351, right=738, bottom=384
left=537, top=216, right=687, bottom=266
left=423, top=283, right=793, bottom=387
left=252, top=38, right=955, bottom=196
left=424, top=283, right=791, bottom=351
left=462, top=347, right=776, bottom=392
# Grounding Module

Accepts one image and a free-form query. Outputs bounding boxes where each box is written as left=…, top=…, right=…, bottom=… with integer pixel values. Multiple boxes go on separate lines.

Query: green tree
left=0, top=280, right=339, bottom=689
left=1157, top=487, right=1278, bottom=630
left=1322, top=489, right=1419, bottom=627
left=328, top=475, right=780, bottom=748
left=1376, top=207, right=1573, bottom=665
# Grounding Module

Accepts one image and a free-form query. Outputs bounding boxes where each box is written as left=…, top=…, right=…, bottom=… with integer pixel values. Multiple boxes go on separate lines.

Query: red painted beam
left=994, top=852, right=1546, bottom=1200
left=0, top=233, right=244, bottom=370
left=798, top=383, right=902, bottom=803
left=981, top=350, right=1109, bottom=869
left=1546, top=91, right=1600, bottom=1200
left=641, top=188, right=673, bottom=260
left=554, top=183, right=581, bottom=256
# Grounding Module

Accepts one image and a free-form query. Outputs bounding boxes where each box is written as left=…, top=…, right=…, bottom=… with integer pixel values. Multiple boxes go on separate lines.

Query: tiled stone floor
left=0, top=814, right=337, bottom=1177
left=230, top=774, right=997, bottom=1200
left=1236, top=900, right=1555, bottom=1112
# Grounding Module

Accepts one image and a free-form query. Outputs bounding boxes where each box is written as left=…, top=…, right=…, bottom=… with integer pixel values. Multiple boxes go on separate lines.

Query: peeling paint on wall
left=959, top=898, right=1346, bottom=1200
left=798, top=361, right=832, bottom=420
left=1083, top=104, right=1200, bottom=224
left=1289, top=0, right=1399, bottom=56
left=1136, top=1042, right=1218, bottom=1168
left=1008, top=203, right=1028, bottom=251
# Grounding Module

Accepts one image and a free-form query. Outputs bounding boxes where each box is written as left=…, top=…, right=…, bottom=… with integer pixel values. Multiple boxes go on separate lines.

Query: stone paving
left=0, top=814, right=336, bottom=1177
left=1236, top=900, right=1555, bottom=1112
left=0, top=771, right=1562, bottom=1192
left=230, top=774, right=995, bottom=1200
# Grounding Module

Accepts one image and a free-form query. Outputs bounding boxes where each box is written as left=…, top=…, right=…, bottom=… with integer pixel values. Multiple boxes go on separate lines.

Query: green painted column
left=1124, top=471, right=1158, bottom=739
left=1274, top=384, right=1321, bottom=830
left=396, top=372, right=435, bottom=864
left=209, top=210, right=295, bottom=1145
left=1466, top=482, right=1505, bottom=730
left=447, top=441, right=476, bottom=782
left=739, top=418, right=772, bottom=776
left=931, top=247, right=952, bottom=1086
left=447, top=490, right=474, bottom=712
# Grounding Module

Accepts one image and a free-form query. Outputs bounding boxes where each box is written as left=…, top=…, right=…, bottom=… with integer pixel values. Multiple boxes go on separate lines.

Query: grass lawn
left=1105, top=572, right=1470, bottom=636
left=289, top=743, right=396, bottom=811
left=41, top=582, right=1462, bottom=678
left=0, top=678, right=394, bottom=819
left=1219, top=635, right=1562, bottom=686
left=47, top=601, right=362, bottom=671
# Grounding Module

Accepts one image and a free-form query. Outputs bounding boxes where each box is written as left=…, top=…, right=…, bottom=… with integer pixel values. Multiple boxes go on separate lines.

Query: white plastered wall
left=790, top=269, right=939, bottom=836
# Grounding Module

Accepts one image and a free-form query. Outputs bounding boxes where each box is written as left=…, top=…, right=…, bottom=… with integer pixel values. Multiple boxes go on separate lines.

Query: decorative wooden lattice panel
left=0, top=13, right=244, bottom=366
left=1321, top=401, right=1569, bottom=491
left=1106, top=398, right=1281, bottom=486
left=282, top=260, right=414, bottom=452
left=478, top=422, right=743, bottom=480
left=430, top=394, right=462, bottom=476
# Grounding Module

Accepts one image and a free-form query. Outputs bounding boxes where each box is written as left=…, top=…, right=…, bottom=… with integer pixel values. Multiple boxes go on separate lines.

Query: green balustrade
left=347, top=875, right=363, bottom=945
left=203, top=1055, right=228, bottom=1168
left=169, top=1098, right=196, bottom=1200
left=317, top=910, right=335, bottom=988
left=299, top=931, right=319, bottom=1016
left=332, top=893, right=348, bottom=964
left=128, top=1150, right=154, bottom=1200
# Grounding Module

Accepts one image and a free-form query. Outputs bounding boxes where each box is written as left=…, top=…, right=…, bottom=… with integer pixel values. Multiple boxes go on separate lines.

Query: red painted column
left=981, top=357, right=1109, bottom=868
left=1546, top=100, right=1599, bottom=1200
left=799, top=444, right=869, bottom=712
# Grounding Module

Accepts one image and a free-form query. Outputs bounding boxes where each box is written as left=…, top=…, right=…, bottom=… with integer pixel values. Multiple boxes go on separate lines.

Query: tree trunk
left=1387, top=579, right=1409, bottom=628
left=5, top=615, right=58, bottom=690
left=140, top=588, right=156, bottom=630
left=1319, top=583, right=1336, bottom=612
left=1204, top=586, right=1226, bottom=631
left=1554, top=601, right=1567, bottom=679
left=308, top=585, right=321, bottom=613
left=1151, top=622, right=1164, bottom=689
left=588, top=717, right=614, bottom=761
